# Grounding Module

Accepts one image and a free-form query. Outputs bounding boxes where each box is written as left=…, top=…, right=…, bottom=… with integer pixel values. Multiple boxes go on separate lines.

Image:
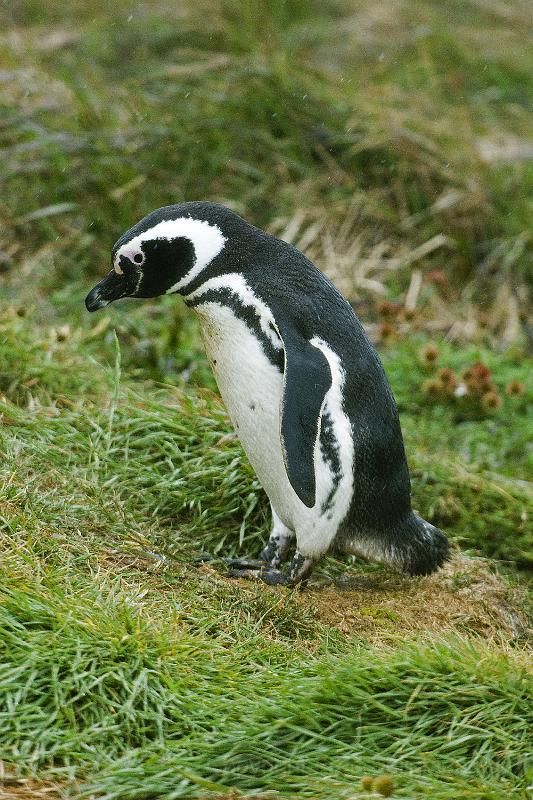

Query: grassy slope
left=1, top=1, right=532, bottom=798
left=0, top=307, right=532, bottom=799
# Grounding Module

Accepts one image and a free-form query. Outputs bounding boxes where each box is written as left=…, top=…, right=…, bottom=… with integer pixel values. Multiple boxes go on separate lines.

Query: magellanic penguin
left=85, top=202, right=450, bottom=586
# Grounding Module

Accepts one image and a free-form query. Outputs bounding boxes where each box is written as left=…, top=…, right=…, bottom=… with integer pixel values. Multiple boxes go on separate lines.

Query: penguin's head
left=85, top=203, right=229, bottom=311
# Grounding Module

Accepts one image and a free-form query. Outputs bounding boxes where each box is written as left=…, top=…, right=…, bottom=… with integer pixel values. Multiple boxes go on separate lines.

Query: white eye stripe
left=114, top=217, right=226, bottom=292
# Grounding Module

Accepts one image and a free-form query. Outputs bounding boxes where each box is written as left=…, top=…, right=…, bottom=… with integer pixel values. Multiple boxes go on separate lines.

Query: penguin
left=85, top=201, right=450, bottom=586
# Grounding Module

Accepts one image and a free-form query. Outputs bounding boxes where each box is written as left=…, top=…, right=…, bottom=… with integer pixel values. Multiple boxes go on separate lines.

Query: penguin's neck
left=185, top=273, right=284, bottom=371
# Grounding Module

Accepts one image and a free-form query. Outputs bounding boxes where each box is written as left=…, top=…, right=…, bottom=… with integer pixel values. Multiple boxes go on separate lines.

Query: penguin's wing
left=278, top=326, right=332, bottom=508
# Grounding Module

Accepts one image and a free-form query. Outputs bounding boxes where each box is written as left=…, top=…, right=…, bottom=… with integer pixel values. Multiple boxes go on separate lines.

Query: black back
left=164, top=202, right=414, bottom=537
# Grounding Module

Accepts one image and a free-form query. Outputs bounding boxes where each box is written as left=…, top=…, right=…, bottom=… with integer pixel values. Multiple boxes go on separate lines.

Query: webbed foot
left=226, top=550, right=314, bottom=587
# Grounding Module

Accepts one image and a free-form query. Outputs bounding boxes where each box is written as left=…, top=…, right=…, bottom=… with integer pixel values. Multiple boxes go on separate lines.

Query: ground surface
left=1, top=1, right=532, bottom=798
left=0, top=308, right=531, bottom=799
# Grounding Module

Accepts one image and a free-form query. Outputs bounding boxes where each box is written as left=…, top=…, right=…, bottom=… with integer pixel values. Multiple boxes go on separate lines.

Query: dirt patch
left=294, top=555, right=531, bottom=645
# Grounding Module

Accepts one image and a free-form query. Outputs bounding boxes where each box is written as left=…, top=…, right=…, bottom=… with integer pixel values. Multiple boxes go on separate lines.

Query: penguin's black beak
left=85, top=270, right=136, bottom=312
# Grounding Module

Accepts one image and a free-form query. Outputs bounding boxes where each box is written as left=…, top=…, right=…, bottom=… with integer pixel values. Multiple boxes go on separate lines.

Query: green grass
left=2, top=307, right=532, bottom=568
left=1, top=566, right=531, bottom=799
left=0, top=306, right=531, bottom=798
left=2, top=304, right=531, bottom=567
left=1, top=1, right=532, bottom=797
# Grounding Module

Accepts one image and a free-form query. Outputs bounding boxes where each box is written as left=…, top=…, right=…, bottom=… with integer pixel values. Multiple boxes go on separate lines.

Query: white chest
left=194, top=302, right=289, bottom=505
left=192, top=299, right=354, bottom=559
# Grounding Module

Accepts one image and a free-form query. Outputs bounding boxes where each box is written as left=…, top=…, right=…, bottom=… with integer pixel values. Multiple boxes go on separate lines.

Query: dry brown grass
left=270, top=201, right=450, bottom=301
left=0, top=787, right=62, bottom=800
left=270, top=203, right=529, bottom=347
left=298, top=556, right=531, bottom=645
left=0, top=764, right=65, bottom=799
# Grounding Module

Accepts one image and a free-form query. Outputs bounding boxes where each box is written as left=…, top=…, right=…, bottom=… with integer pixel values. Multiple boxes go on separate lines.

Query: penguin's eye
left=133, top=253, right=144, bottom=264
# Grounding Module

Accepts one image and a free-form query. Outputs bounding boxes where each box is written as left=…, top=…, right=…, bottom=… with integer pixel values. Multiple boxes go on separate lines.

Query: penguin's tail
left=388, top=513, right=450, bottom=576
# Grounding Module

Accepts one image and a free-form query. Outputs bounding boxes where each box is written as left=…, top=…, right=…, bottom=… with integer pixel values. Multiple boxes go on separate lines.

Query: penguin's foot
left=259, top=540, right=289, bottom=568
left=226, top=550, right=314, bottom=587
left=259, top=523, right=294, bottom=568
left=226, top=567, right=293, bottom=586
left=224, top=522, right=294, bottom=572
left=223, top=557, right=266, bottom=570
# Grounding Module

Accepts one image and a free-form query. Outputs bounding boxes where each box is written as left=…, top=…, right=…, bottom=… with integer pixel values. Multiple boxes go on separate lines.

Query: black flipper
left=277, top=325, right=332, bottom=508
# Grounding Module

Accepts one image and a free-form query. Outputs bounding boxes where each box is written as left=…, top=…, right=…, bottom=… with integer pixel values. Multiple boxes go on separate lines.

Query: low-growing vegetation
left=0, top=0, right=532, bottom=798
left=1, top=298, right=531, bottom=799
